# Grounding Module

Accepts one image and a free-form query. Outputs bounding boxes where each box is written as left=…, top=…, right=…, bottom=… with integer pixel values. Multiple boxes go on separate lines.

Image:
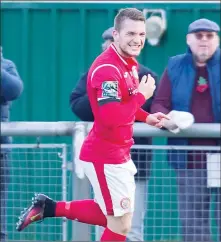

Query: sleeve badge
left=102, top=81, right=118, bottom=98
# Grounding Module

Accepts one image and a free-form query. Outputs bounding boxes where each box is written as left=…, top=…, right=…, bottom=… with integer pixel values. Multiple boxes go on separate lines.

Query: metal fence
left=1, top=144, right=69, bottom=241
left=1, top=122, right=220, bottom=242
left=130, top=145, right=220, bottom=242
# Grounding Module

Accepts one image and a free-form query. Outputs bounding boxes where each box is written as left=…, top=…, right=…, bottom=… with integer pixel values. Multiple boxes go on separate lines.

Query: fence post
left=61, top=144, right=68, bottom=241
left=72, top=122, right=91, bottom=241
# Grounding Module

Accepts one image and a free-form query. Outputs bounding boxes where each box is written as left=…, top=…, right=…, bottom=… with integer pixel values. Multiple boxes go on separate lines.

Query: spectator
left=0, top=46, right=23, bottom=242
left=70, top=26, right=158, bottom=242
left=151, top=18, right=220, bottom=242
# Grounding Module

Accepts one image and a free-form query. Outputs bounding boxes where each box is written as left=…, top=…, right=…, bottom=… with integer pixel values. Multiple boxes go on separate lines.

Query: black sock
left=43, top=198, right=56, bottom=218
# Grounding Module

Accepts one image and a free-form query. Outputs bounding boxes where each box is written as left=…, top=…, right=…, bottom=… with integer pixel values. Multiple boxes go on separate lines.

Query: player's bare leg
left=106, top=213, right=132, bottom=235
left=100, top=213, right=132, bottom=241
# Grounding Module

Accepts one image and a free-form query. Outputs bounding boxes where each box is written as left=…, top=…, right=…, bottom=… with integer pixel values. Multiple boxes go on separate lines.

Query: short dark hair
left=114, top=8, right=146, bottom=31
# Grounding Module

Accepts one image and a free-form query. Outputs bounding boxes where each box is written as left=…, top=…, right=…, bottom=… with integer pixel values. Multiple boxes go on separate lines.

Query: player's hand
left=138, top=74, right=156, bottom=100
left=146, top=112, right=170, bottom=128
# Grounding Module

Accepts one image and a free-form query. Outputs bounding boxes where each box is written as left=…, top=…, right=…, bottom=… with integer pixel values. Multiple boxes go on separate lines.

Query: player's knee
left=106, top=213, right=132, bottom=235
left=120, top=219, right=131, bottom=235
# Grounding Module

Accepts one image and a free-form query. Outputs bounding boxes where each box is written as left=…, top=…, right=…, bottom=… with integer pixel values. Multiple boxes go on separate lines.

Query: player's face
left=113, top=19, right=146, bottom=58
left=186, top=31, right=219, bottom=65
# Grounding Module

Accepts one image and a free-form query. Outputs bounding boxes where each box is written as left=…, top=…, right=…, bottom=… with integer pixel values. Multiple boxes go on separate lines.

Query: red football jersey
left=80, top=44, right=149, bottom=164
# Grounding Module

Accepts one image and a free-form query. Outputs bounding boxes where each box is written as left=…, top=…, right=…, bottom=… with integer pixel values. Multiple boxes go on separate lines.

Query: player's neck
left=112, top=43, right=131, bottom=59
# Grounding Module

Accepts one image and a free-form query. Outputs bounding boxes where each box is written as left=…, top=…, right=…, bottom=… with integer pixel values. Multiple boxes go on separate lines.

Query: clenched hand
left=138, top=74, right=156, bottom=100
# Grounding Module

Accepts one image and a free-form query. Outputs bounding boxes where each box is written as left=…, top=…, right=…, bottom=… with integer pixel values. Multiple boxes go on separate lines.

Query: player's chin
left=127, top=49, right=141, bottom=57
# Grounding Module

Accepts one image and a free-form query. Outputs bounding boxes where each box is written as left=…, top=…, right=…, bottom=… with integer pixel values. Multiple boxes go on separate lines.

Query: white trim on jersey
left=91, top=64, right=122, bottom=81
left=110, top=44, right=128, bottom=66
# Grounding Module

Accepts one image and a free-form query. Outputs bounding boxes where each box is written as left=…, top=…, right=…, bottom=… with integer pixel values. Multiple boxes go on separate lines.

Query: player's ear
left=112, top=29, right=119, bottom=42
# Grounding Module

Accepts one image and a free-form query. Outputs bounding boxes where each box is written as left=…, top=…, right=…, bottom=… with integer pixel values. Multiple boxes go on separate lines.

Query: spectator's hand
left=146, top=112, right=170, bottom=128
left=138, top=74, right=156, bottom=100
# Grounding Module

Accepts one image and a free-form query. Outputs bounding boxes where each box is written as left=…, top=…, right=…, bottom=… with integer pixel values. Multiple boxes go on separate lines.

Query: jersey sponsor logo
left=120, top=197, right=131, bottom=209
left=102, top=81, right=118, bottom=98
left=128, top=87, right=138, bottom=96
left=124, top=72, right=128, bottom=78
left=132, top=66, right=139, bottom=79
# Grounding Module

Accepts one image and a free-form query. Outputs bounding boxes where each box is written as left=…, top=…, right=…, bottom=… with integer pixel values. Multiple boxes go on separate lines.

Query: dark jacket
left=151, top=48, right=220, bottom=169
left=70, top=64, right=157, bottom=180
left=1, top=55, right=23, bottom=147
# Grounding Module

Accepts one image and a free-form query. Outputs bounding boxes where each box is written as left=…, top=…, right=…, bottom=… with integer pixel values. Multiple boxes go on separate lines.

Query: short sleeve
left=91, top=65, right=123, bottom=106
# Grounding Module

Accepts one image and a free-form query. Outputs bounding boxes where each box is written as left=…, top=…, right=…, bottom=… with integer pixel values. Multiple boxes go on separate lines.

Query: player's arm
left=135, top=108, right=149, bottom=122
left=92, top=66, right=146, bottom=127
left=136, top=64, right=158, bottom=122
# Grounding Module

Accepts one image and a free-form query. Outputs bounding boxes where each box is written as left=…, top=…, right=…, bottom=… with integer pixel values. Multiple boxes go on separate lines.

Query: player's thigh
left=103, top=159, right=137, bottom=216
left=81, top=161, right=107, bottom=213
